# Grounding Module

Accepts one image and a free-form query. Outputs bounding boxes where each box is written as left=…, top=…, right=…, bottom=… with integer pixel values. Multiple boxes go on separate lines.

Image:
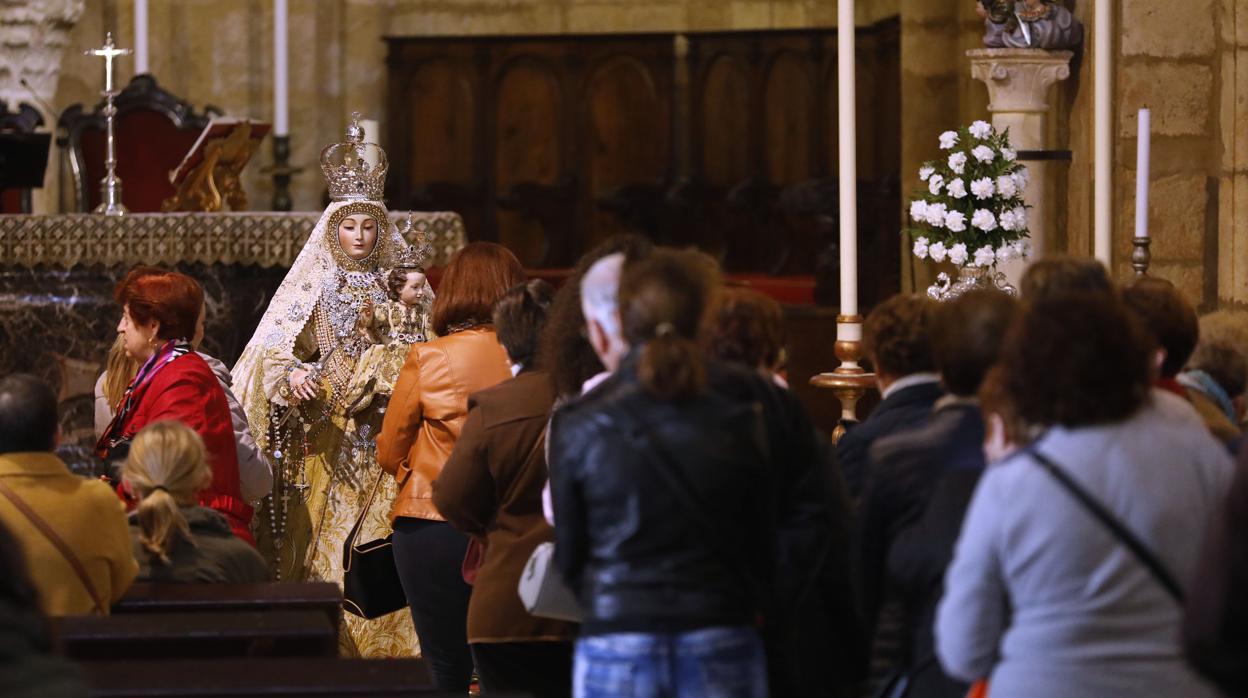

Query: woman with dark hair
left=550, top=249, right=775, bottom=697
left=702, top=287, right=787, bottom=385
left=377, top=241, right=525, bottom=691
left=433, top=279, right=576, bottom=697
left=538, top=234, right=653, bottom=399
left=935, top=293, right=1234, bottom=697
left=95, top=266, right=253, bottom=544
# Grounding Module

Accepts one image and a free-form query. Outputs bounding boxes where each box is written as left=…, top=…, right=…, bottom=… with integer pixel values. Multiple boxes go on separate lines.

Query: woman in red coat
left=96, top=267, right=253, bottom=544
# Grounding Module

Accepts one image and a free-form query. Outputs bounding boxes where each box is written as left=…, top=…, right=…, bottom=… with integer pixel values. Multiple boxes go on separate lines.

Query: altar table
left=0, top=211, right=466, bottom=474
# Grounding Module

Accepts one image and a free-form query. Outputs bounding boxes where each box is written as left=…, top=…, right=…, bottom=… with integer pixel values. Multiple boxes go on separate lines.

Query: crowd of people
left=3, top=239, right=1248, bottom=697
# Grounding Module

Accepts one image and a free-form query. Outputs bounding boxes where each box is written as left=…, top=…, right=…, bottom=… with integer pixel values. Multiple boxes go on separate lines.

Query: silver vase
left=927, top=265, right=1018, bottom=301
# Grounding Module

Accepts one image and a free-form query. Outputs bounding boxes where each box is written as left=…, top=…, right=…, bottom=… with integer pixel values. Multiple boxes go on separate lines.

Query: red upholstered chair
left=0, top=103, right=46, bottom=213
left=58, top=75, right=220, bottom=212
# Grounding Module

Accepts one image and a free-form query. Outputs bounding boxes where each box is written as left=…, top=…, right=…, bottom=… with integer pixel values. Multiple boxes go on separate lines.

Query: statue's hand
left=289, top=367, right=318, bottom=402
left=974, top=1, right=988, bottom=19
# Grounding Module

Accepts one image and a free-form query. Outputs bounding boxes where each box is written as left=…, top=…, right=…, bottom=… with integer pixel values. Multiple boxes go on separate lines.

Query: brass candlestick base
left=265, top=135, right=303, bottom=211
left=1131, top=237, right=1151, bottom=276
left=810, top=314, right=877, bottom=443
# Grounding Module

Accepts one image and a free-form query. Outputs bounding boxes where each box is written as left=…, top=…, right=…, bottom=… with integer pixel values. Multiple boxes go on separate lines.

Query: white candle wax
left=837, top=0, right=858, bottom=322
left=1093, top=0, right=1112, bottom=263
left=274, top=0, right=289, bottom=135
left=1134, top=108, right=1151, bottom=239
left=134, top=0, right=149, bottom=75
left=361, top=119, right=379, bottom=145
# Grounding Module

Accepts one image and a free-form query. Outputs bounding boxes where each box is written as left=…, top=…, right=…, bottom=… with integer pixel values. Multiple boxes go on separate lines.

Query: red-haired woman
left=96, top=267, right=253, bottom=545
left=377, top=241, right=524, bottom=691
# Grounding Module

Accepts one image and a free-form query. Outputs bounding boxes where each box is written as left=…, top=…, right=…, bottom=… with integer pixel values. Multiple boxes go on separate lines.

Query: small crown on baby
left=320, top=112, right=387, bottom=202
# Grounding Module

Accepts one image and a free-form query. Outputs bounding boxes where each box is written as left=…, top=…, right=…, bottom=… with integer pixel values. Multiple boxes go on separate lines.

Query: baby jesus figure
left=342, top=264, right=433, bottom=415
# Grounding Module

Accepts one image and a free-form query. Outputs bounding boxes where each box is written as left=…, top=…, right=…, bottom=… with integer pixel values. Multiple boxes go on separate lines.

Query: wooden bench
left=113, top=582, right=343, bottom=635
left=80, top=657, right=435, bottom=697
left=53, top=610, right=337, bottom=661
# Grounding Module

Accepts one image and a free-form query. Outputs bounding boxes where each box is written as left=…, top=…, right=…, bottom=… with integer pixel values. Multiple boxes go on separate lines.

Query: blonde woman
left=124, top=421, right=268, bottom=583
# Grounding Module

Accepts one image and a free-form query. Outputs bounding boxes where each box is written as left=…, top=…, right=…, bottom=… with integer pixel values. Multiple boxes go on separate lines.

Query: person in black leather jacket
left=549, top=249, right=854, bottom=697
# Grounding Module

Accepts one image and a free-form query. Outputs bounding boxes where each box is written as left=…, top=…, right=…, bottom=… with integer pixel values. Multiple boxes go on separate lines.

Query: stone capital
left=967, top=48, right=1074, bottom=114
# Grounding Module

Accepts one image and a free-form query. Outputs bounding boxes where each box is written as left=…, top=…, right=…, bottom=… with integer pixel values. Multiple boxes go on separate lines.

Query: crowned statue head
left=316, top=112, right=394, bottom=271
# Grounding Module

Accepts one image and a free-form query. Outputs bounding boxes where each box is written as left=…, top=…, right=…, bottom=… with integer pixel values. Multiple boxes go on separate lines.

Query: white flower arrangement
left=905, top=121, right=1031, bottom=269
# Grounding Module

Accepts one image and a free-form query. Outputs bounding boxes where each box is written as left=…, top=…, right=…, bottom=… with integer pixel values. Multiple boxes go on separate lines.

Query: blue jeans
left=574, top=626, right=768, bottom=698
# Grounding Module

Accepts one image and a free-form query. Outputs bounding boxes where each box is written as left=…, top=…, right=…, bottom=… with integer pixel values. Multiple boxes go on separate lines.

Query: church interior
left=0, top=0, right=1246, bottom=696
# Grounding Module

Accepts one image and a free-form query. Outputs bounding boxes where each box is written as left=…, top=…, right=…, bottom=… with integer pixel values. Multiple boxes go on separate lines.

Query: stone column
left=968, top=48, right=1072, bottom=280
left=0, top=0, right=86, bottom=214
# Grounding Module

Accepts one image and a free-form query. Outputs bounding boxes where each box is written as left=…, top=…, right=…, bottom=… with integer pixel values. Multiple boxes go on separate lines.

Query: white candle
left=360, top=119, right=379, bottom=145
left=1134, top=108, right=1150, bottom=238
left=837, top=0, right=858, bottom=322
left=1093, top=0, right=1112, bottom=264
left=274, top=0, right=289, bottom=136
left=134, top=0, right=149, bottom=75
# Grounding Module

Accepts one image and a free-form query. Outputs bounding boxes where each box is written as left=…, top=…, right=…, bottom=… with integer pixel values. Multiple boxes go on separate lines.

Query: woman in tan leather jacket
left=377, top=242, right=523, bottom=691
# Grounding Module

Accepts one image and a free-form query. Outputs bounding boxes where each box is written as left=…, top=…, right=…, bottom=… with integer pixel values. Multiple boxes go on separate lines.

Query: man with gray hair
left=542, top=253, right=629, bottom=524
left=579, top=252, right=629, bottom=383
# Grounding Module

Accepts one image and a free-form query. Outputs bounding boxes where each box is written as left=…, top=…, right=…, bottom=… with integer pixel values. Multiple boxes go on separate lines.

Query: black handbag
left=342, top=473, right=408, bottom=619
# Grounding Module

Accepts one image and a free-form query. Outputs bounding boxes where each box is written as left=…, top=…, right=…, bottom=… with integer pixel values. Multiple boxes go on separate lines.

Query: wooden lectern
left=162, top=118, right=270, bottom=212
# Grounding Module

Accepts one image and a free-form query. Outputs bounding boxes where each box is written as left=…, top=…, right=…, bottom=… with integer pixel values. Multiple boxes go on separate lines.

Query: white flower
left=970, top=177, right=996, bottom=200
left=971, top=145, right=995, bottom=163
left=912, top=236, right=930, bottom=259
left=939, top=131, right=959, bottom=150
left=948, top=152, right=968, bottom=175
left=948, top=243, right=969, bottom=266
left=997, top=174, right=1018, bottom=198
left=1002, top=147, right=1017, bottom=162
left=972, top=245, right=996, bottom=268
left=999, top=209, right=1019, bottom=232
left=919, top=166, right=935, bottom=181
left=996, top=243, right=1016, bottom=262
left=1011, top=206, right=1028, bottom=230
left=928, top=174, right=945, bottom=196
left=1015, top=240, right=1033, bottom=259
left=946, top=178, right=968, bottom=199
left=1014, top=167, right=1030, bottom=189
left=925, top=202, right=948, bottom=227
left=969, top=120, right=993, bottom=139
left=909, top=199, right=929, bottom=223
left=928, top=241, right=948, bottom=262
left=944, top=209, right=967, bottom=232
left=972, top=209, right=998, bottom=232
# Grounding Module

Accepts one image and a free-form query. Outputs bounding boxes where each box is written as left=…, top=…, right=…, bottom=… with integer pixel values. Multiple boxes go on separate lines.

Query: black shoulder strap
left=1028, top=448, right=1185, bottom=603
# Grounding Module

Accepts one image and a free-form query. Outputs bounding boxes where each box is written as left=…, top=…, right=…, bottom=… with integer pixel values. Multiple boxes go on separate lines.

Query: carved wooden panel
left=385, top=22, right=900, bottom=304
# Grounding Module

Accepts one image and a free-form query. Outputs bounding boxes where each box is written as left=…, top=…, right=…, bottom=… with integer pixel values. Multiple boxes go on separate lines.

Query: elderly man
left=0, top=374, right=137, bottom=615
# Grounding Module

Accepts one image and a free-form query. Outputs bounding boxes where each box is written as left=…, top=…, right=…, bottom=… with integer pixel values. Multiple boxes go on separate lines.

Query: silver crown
left=320, top=112, right=387, bottom=202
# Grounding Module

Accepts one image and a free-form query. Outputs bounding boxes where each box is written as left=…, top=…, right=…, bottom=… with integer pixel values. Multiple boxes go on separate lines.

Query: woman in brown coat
left=377, top=241, right=523, bottom=692
left=434, top=279, right=575, bottom=697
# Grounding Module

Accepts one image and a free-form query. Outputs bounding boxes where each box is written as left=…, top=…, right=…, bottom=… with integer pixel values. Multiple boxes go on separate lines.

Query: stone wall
left=1065, top=0, right=1245, bottom=309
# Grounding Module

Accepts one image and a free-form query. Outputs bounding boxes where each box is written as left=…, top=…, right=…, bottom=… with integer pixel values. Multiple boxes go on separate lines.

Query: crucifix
left=86, top=32, right=132, bottom=94
left=85, top=33, right=133, bottom=215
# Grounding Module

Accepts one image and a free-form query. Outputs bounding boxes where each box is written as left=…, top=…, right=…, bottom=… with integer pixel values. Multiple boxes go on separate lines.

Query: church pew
left=79, top=658, right=439, bottom=697
left=112, top=582, right=343, bottom=635
left=52, top=610, right=337, bottom=661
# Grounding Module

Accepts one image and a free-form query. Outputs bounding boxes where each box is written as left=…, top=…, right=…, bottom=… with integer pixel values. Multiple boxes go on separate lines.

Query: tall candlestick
left=274, top=0, right=289, bottom=135
left=837, top=0, right=858, bottom=323
left=134, top=0, right=149, bottom=74
left=1093, top=0, right=1112, bottom=264
left=1134, top=108, right=1150, bottom=238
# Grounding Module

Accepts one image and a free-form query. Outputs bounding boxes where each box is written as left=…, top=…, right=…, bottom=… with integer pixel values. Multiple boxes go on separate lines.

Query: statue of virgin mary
left=232, top=114, right=431, bottom=658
